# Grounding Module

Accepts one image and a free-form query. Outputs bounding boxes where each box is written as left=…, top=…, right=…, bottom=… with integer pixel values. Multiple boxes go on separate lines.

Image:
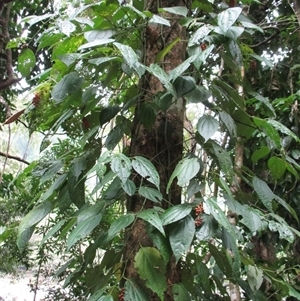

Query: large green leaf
left=137, top=209, right=165, bottom=236
left=134, top=247, right=167, bottom=299
left=100, top=105, right=120, bottom=126
left=111, top=153, right=132, bottom=183
left=107, top=213, right=135, bottom=240
left=197, top=115, right=219, bottom=142
left=124, top=280, right=150, bottom=301
left=18, top=48, right=36, bottom=77
left=208, top=243, right=233, bottom=278
left=138, top=186, right=163, bottom=203
left=17, top=201, right=52, bottom=250
left=172, top=283, right=190, bottom=301
left=121, top=179, right=136, bottom=196
left=132, top=156, right=160, bottom=189
left=51, top=72, right=84, bottom=103
left=219, top=111, right=237, bottom=137
left=252, top=177, right=273, bottom=211
left=67, top=214, right=102, bottom=250
left=173, top=76, right=196, bottom=97
left=188, top=24, right=212, bottom=47
left=268, top=157, right=286, bottom=180
left=162, top=6, right=188, bottom=16
left=39, top=219, right=65, bottom=248
left=138, top=102, right=157, bottom=129
left=160, top=204, right=193, bottom=226
left=251, top=146, right=270, bottom=163
left=167, top=157, right=201, bottom=192
left=105, top=124, right=124, bottom=150
left=168, top=215, right=195, bottom=262
left=268, top=220, right=294, bottom=243
left=217, top=7, right=242, bottom=34
left=247, top=265, right=263, bottom=291
left=267, top=119, right=299, bottom=142
left=195, top=214, right=218, bottom=241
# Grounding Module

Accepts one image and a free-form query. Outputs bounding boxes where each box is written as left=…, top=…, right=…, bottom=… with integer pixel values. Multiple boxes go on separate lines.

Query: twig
left=0, top=150, right=30, bottom=165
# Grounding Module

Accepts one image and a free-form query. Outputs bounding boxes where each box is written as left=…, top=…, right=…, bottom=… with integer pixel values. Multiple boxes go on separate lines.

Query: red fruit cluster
left=32, top=93, right=41, bottom=107
left=119, top=288, right=125, bottom=301
left=250, top=59, right=257, bottom=70
left=200, top=43, right=207, bottom=51
left=82, top=117, right=90, bottom=129
left=194, top=203, right=204, bottom=227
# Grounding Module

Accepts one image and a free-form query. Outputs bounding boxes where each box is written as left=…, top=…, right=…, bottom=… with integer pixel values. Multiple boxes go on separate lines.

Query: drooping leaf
left=219, top=111, right=237, bottom=137
left=85, top=29, right=115, bottom=42
left=137, top=209, right=165, bottom=236
left=51, top=72, right=84, bottom=103
left=111, top=153, right=132, bottom=183
left=17, top=201, right=52, bottom=250
left=162, top=6, right=188, bottom=16
left=107, top=213, right=135, bottom=241
left=138, top=102, right=157, bottom=129
left=39, top=219, right=65, bottom=248
left=185, top=86, right=212, bottom=104
left=268, top=220, right=294, bottom=243
left=138, top=186, right=163, bottom=203
left=247, top=265, right=264, bottom=291
left=67, top=214, right=102, bottom=250
left=132, top=156, right=160, bottom=189
left=18, top=48, right=36, bottom=77
left=134, top=247, right=167, bottom=299
left=268, top=157, right=286, bottom=180
left=78, top=39, right=115, bottom=50
left=168, top=215, right=195, bottom=262
left=172, top=283, right=190, bottom=301
left=149, top=14, right=170, bottom=26
left=124, top=280, right=150, bottom=301
left=188, top=24, right=212, bottom=47
left=105, top=124, right=124, bottom=150
left=195, top=214, right=219, bottom=241
left=208, top=243, right=233, bottom=278
left=167, top=157, right=201, bottom=193
left=100, top=105, right=120, bottom=126
left=121, top=179, right=136, bottom=196
left=267, top=119, right=299, bottom=142
left=156, top=37, right=180, bottom=63
left=160, top=204, right=193, bottom=226
left=252, top=177, right=274, bottom=211
left=173, top=76, right=196, bottom=97
left=251, top=146, right=270, bottom=163
left=197, top=115, right=219, bottom=142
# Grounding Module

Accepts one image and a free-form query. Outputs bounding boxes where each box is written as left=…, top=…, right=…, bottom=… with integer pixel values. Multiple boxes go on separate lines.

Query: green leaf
left=149, top=15, right=170, bottom=26
left=67, top=214, right=102, bottom=250
left=124, top=280, right=150, bottom=301
left=217, top=7, right=242, bottom=34
left=18, top=48, right=36, bottom=77
left=138, top=102, right=157, bottom=129
left=18, top=201, right=52, bottom=249
left=267, top=119, right=299, bottom=142
left=197, top=115, right=219, bottom=142
left=51, top=72, right=84, bottom=103
left=185, top=86, right=211, bottom=104
left=252, top=177, right=274, bottom=211
left=39, top=219, right=65, bottom=248
left=78, top=39, right=114, bottom=50
left=138, top=209, right=165, bottom=236
left=167, top=157, right=201, bottom=193
left=268, top=157, right=286, bottom=180
left=84, top=29, right=115, bottom=42
left=208, top=243, right=233, bottom=278
left=169, top=56, right=196, bottom=81
left=195, top=214, right=218, bottom=240
left=251, top=146, right=270, bottom=163
left=121, top=179, right=136, bottom=196
left=219, top=111, right=237, bottom=137
left=172, top=283, right=190, bottom=301
left=247, top=265, right=263, bottom=291
left=188, top=24, right=212, bottom=47
left=107, top=213, right=135, bottom=240
left=57, top=20, right=76, bottom=36
left=132, top=156, right=160, bottom=189
left=156, top=37, right=180, bottom=63
left=100, top=105, right=120, bottom=126
left=162, top=6, right=188, bottom=16
left=146, top=64, right=176, bottom=96
left=111, top=153, right=132, bottom=183
left=268, top=220, right=294, bottom=243
left=139, top=186, right=163, bottom=203
left=89, top=56, right=120, bottom=66
left=168, top=215, right=195, bottom=262
left=241, top=21, right=264, bottom=33
left=105, top=124, right=124, bottom=150
left=161, top=204, right=193, bottom=226
left=134, top=247, right=167, bottom=299
left=173, top=76, right=196, bottom=97
left=253, top=117, right=281, bottom=148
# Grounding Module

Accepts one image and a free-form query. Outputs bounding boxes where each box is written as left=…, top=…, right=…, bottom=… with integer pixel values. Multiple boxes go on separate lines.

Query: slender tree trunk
left=123, top=1, right=188, bottom=300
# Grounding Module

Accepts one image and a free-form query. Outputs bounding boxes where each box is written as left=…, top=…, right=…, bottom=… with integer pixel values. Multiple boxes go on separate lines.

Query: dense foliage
left=1, top=0, right=300, bottom=300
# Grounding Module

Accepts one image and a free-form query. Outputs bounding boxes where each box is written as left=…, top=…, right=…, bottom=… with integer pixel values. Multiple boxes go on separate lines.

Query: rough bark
left=123, top=1, right=188, bottom=300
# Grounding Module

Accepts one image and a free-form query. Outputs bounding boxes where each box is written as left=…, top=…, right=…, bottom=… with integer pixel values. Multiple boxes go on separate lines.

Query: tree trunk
left=123, top=1, right=188, bottom=300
